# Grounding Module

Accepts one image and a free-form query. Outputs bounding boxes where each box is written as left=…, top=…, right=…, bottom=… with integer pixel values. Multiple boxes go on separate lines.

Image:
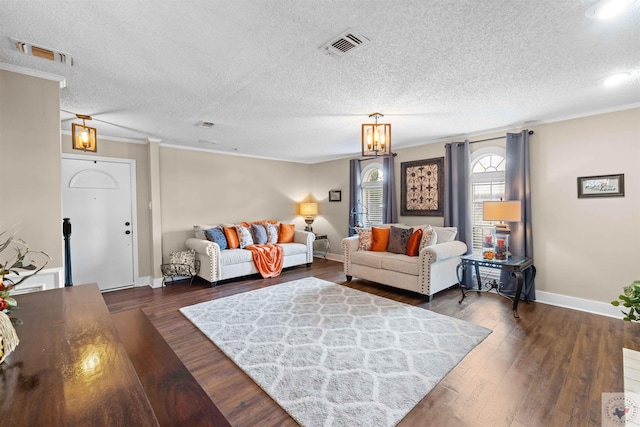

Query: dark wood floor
left=103, top=260, right=640, bottom=427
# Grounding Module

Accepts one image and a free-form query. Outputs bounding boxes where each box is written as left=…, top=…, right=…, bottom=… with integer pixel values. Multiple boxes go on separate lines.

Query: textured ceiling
left=0, top=1, right=639, bottom=163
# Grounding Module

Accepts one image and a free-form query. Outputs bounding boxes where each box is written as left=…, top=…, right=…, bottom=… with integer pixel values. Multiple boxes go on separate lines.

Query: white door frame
left=61, top=153, right=140, bottom=289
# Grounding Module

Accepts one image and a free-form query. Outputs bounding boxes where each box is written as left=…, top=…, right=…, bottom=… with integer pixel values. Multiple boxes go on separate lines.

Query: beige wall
left=159, top=147, right=311, bottom=259
left=528, top=108, right=640, bottom=302
left=0, top=70, right=63, bottom=267
left=61, top=135, right=153, bottom=278
left=310, top=108, right=640, bottom=304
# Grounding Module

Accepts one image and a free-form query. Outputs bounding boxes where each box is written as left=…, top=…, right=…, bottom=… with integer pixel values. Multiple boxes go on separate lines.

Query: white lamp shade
left=299, top=202, right=318, bottom=216
left=483, top=200, right=521, bottom=222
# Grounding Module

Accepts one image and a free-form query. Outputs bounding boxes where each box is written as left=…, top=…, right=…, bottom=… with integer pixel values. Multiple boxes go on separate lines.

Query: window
left=361, top=163, right=383, bottom=227
left=471, top=147, right=506, bottom=253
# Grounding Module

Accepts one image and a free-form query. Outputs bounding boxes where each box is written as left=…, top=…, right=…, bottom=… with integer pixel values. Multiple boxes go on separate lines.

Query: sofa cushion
left=251, top=223, right=268, bottom=244
left=236, top=225, right=254, bottom=249
left=381, top=254, right=420, bottom=276
left=278, top=223, right=295, bottom=243
left=418, top=225, right=436, bottom=252
left=266, top=223, right=279, bottom=244
left=432, top=226, right=457, bottom=242
left=371, top=227, right=390, bottom=252
left=220, top=249, right=253, bottom=266
left=223, top=226, right=240, bottom=249
left=205, top=227, right=228, bottom=250
left=355, top=227, right=372, bottom=251
left=279, top=242, right=307, bottom=256
left=387, top=226, right=413, bottom=254
left=194, top=224, right=217, bottom=240
left=351, top=250, right=394, bottom=269
left=406, top=228, right=423, bottom=257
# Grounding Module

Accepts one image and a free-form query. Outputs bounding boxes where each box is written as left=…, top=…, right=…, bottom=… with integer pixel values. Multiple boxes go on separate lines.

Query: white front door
left=61, top=156, right=137, bottom=291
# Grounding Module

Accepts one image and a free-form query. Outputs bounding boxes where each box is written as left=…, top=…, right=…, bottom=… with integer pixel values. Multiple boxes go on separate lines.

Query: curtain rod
left=467, top=130, right=534, bottom=145
left=359, top=152, right=397, bottom=161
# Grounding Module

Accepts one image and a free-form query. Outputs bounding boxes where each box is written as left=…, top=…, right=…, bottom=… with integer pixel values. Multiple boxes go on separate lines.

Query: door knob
left=125, top=221, right=130, bottom=226
left=125, top=230, right=131, bottom=235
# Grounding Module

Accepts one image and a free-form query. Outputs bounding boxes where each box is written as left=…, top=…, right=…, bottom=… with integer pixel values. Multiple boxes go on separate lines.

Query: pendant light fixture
left=72, top=114, right=97, bottom=152
left=361, top=112, right=391, bottom=157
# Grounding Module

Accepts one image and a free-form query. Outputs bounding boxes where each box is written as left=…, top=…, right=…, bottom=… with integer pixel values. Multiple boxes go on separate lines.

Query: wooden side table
left=313, top=233, right=330, bottom=259
left=457, top=254, right=536, bottom=318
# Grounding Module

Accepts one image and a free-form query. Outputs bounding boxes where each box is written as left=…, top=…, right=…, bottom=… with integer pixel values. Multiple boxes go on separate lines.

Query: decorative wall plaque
left=401, top=157, right=444, bottom=216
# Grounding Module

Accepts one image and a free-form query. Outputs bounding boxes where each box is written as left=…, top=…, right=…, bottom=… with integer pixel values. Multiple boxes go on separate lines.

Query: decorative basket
left=0, top=311, right=19, bottom=363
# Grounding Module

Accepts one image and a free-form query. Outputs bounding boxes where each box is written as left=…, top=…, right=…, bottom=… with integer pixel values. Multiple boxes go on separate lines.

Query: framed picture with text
left=577, top=174, right=624, bottom=198
left=401, top=157, right=445, bottom=216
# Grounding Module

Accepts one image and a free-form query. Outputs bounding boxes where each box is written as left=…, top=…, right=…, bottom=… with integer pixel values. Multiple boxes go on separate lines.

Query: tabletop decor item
left=0, top=227, right=51, bottom=362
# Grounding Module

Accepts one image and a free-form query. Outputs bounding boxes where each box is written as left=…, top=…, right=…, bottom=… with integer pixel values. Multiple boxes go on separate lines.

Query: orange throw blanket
left=246, top=244, right=284, bottom=278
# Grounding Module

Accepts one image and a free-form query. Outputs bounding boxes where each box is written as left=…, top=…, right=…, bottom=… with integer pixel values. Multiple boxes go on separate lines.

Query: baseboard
left=535, top=290, right=623, bottom=319
left=150, top=277, right=164, bottom=288
left=135, top=275, right=152, bottom=287
left=325, top=253, right=343, bottom=262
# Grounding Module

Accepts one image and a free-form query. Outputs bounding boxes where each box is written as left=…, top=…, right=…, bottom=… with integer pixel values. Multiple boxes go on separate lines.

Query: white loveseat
left=342, top=225, right=467, bottom=301
left=186, top=224, right=315, bottom=285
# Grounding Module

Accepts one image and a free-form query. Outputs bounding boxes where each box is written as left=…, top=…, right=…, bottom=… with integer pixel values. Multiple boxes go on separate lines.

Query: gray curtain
left=348, top=159, right=362, bottom=236
left=501, top=130, right=536, bottom=300
left=444, top=140, right=472, bottom=288
left=382, top=156, right=398, bottom=224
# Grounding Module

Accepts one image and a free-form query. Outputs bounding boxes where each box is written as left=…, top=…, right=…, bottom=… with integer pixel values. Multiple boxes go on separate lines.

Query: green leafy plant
left=611, top=280, right=640, bottom=322
left=0, top=228, right=51, bottom=325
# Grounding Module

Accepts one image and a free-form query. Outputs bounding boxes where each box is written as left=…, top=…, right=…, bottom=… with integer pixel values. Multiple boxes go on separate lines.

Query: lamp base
left=304, top=217, right=314, bottom=233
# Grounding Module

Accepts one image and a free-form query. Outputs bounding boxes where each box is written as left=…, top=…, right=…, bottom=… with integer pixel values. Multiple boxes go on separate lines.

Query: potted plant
left=611, top=280, right=640, bottom=322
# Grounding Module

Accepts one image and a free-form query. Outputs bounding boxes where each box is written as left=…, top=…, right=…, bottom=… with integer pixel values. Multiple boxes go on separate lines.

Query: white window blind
left=361, top=164, right=384, bottom=227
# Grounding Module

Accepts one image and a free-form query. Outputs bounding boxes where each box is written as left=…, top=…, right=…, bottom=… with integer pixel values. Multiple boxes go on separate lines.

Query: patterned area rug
left=180, top=277, right=491, bottom=427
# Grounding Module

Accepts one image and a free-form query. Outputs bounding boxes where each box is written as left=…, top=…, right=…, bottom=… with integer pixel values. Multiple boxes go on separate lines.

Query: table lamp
left=299, top=202, right=318, bottom=232
left=483, top=200, right=521, bottom=260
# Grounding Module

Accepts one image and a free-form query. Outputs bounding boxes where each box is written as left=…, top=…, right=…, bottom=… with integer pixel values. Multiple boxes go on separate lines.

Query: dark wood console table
left=0, top=284, right=159, bottom=426
left=457, top=254, right=536, bottom=318
left=0, top=284, right=230, bottom=426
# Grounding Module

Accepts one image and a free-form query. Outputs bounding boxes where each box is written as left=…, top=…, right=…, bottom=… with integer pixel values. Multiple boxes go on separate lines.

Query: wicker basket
left=0, top=311, right=19, bottom=363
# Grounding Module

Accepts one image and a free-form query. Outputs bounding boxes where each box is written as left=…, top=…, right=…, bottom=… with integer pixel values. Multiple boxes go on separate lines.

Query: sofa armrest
left=341, top=236, right=360, bottom=276
left=420, top=240, right=467, bottom=263
left=294, top=230, right=315, bottom=263
left=185, top=238, right=221, bottom=282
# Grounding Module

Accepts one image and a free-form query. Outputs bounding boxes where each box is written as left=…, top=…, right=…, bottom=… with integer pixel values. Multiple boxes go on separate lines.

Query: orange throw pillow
left=278, top=223, right=295, bottom=243
left=223, top=226, right=239, bottom=249
left=406, top=228, right=423, bottom=256
left=370, top=227, right=390, bottom=252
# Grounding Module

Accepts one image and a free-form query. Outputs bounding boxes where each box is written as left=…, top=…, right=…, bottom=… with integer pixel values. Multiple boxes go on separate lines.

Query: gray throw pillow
left=251, top=223, right=268, bottom=245
left=387, top=226, right=414, bottom=254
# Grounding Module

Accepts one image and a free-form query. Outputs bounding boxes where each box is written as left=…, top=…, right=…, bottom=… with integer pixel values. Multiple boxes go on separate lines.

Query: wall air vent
left=320, top=30, right=370, bottom=58
left=10, top=37, right=73, bottom=66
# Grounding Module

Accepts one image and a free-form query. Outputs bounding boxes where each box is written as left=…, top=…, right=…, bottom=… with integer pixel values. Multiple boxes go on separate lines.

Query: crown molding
left=0, top=62, right=66, bottom=88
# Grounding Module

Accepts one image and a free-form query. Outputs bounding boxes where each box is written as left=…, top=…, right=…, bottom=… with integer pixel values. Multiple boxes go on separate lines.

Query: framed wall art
left=401, top=157, right=445, bottom=216
left=328, top=189, right=342, bottom=202
left=577, top=174, right=624, bottom=198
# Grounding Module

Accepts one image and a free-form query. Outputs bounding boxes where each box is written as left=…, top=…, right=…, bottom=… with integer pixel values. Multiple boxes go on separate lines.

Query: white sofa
left=186, top=225, right=315, bottom=285
left=342, top=225, right=467, bottom=301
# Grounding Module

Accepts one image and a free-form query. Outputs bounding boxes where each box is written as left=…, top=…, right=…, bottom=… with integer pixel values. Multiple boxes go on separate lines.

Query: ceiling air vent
left=10, top=37, right=73, bottom=66
left=196, top=121, right=215, bottom=128
left=320, top=30, right=370, bottom=57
